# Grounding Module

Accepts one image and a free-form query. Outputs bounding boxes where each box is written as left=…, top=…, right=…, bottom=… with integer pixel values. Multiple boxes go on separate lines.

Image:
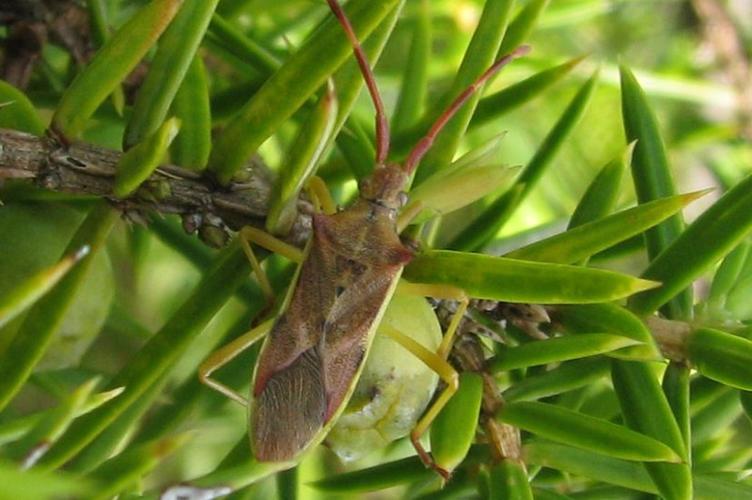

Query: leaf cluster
left=1, top=1, right=751, bottom=499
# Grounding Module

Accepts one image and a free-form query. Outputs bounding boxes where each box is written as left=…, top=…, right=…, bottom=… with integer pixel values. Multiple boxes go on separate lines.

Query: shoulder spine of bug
left=194, top=0, right=528, bottom=489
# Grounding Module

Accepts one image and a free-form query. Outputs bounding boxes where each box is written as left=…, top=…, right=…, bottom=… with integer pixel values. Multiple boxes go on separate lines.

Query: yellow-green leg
left=199, top=318, right=275, bottom=406
left=306, top=175, right=337, bottom=216
left=207, top=224, right=307, bottom=405
left=387, top=281, right=471, bottom=477
left=397, top=281, right=469, bottom=359
left=206, top=176, right=337, bottom=405
left=237, top=226, right=304, bottom=308
left=380, top=323, right=458, bottom=479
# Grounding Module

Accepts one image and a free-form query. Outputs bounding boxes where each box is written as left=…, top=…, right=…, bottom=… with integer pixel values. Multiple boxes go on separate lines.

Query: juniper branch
left=0, top=127, right=312, bottom=246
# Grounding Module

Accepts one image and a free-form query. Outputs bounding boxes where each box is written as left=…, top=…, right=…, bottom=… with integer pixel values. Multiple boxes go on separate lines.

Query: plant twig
left=0, top=127, right=313, bottom=247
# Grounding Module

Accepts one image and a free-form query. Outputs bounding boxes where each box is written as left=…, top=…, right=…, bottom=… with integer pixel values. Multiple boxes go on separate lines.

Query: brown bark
left=0, top=128, right=312, bottom=247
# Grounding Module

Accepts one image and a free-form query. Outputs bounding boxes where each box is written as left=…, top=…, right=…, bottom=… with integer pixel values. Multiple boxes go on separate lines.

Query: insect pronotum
left=197, top=0, right=527, bottom=482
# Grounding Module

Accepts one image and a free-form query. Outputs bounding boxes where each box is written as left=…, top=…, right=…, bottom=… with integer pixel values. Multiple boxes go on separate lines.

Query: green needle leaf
left=503, top=358, right=610, bottom=403
left=500, top=401, right=682, bottom=462
left=0, top=81, right=45, bottom=135
left=448, top=69, right=598, bottom=251
left=404, top=250, right=658, bottom=304
left=506, top=191, right=708, bottom=264
left=568, top=142, right=632, bottom=230
left=553, top=303, right=659, bottom=360
left=524, top=441, right=657, bottom=493
left=490, top=334, right=641, bottom=373
left=620, top=64, right=690, bottom=319
left=392, top=0, right=430, bottom=134
left=309, top=454, right=443, bottom=492
left=35, top=243, right=250, bottom=469
left=170, top=55, right=212, bottom=171
left=0, top=203, right=116, bottom=412
left=405, top=163, right=518, bottom=226
left=469, top=55, right=585, bottom=130
left=498, top=0, right=551, bottom=55
left=209, top=0, right=400, bottom=184
left=114, top=117, right=181, bottom=198
left=267, top=82, right=338, bottom=235
left=430, top=372, right=483, bottom=474
left=414, top=0, right=514, bottom=183
left=688, top=328, right=752, bottom=391
left=124, top=0, right=220, bottom=149
left=706, top=242, right=750, bottom=313
left=0, top=245, right=89, bottom=329
left=6, top=377, right=100, bottom=467
left=611, top=360, right=692, bottom=499
left=52, top=0, right=182, bottom=139
left=630, top=172, right=752, bottom=315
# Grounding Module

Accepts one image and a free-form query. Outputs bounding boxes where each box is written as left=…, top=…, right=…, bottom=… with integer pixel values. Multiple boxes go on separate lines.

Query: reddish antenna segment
left=326, top=0, right=391, bottom=166
left=403, top=45, right=531, bottom=175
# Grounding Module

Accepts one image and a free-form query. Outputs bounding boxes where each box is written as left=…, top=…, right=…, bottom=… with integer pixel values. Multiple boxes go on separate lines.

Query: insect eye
left=397, top=192, right=408, bottom=207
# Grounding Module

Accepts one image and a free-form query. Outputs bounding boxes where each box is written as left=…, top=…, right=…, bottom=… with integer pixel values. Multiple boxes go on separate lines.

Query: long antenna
left=403, top=45, right=531, bottom=175
left=326, top=0, right=390, bottom=166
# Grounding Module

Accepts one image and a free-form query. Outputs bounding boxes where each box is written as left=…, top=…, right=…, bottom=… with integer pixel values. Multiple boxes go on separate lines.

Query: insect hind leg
left=199, top=318, right=275, bottom=406
left=380, top=323, right=458, bottom=479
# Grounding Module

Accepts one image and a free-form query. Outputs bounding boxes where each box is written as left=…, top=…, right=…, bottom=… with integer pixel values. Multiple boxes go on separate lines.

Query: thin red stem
left=326, top=0, right=390, bottom=166
left=403, top=45, right=531, bottom=176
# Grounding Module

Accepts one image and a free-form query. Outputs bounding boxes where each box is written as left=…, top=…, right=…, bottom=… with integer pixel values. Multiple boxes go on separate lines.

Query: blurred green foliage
left=1, top=0, right=752, bottom=498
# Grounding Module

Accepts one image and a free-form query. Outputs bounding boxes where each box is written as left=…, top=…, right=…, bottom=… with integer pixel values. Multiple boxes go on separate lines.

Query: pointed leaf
left=209, top=0, right=400, bottom=184
left=553, top=303, right=659, bottom=360
left=499, top=401, right=682, bottom=462
left=524, top=441, right=657, bottom=493
left=470, top=55, right=585, bottom=130
left=0, top=246, right=89, bottom=329
left=124, top=0, right=220, bottom=148
left=449, top=70, right=598, bottom=251
left=114, top=117, right=181, bottom=198
left=568, top=143, right=631, bottom=229
left=620, top=64, right=690, bottom=319
left=267, top=83, right=338, bottom=235
left=405, top=164, right=518, bottom=225
left=688, top=327, right=752, bottom=391
left=414, top=0, right=514, bottom=183
left=404, top=250, right=658, bottom=304
left=499, top=0, right=551, bottom=55
left=0, top=203, right=116, bottom=412
left=503, top=358, right=610, bottom=403
left=491, top=334, right=641, bottom=373
left=392, top=0, right=430, bottom=133
left=611, top=360, right=692, bottom=500
left=0, top=81, right=45, bottom=135
left=630, top=172, right=752, bottom=315
left=506, top=191, right=708, bottom=264
left=52, top=0, right=182, bottom=138
left=170, top=55, right=212, bottom=170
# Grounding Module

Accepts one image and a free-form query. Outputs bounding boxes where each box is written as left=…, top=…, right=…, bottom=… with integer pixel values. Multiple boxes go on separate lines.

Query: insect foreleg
left=397, top=281, right=469, bottom=359
left=305, top=175, right=337, bottom=215
left=380, top=323, right=458, bottom=479
left=199, top=318, right=275, bottom=406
